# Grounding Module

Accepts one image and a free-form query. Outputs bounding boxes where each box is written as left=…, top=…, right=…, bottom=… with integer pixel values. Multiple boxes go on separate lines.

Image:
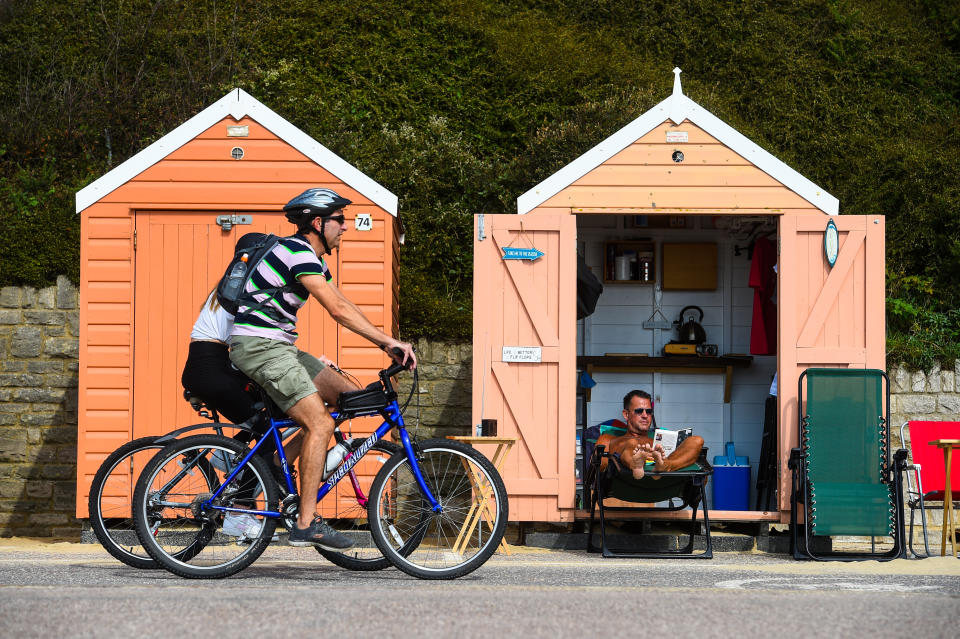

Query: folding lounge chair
left=585, top=445, right=714, bottom=558
left=581, top=419, right=627, bottom=487
left=790, top=368, right=908, bottom=560
left=899, top=421, right=960, bottom=558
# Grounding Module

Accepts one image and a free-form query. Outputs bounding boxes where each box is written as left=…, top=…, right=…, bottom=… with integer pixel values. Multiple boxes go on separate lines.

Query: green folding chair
left=789, top=368, right=908, bottom=560
left=586, top=445, right=714, bottom=558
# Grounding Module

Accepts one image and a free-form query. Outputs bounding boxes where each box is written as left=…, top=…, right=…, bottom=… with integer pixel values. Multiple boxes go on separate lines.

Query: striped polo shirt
left=230, top=234, right=331, bottom=344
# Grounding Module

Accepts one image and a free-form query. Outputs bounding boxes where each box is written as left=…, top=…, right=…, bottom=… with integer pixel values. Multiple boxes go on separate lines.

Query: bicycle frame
left=169, top=397, right=442, bottom=519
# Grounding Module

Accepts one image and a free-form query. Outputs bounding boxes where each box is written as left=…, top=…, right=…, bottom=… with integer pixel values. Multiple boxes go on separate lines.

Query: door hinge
left=133, top=229, right=137, bottom=251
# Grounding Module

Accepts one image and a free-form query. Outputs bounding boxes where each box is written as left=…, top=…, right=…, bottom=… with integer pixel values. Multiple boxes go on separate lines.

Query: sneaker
left=222, top=512, right=262, bottom=537
left=288, top=516, right=354, bottom=550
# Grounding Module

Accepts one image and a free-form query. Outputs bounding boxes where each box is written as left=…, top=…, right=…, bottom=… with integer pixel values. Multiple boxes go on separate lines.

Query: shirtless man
left=596, top=390, right=704, bottom=479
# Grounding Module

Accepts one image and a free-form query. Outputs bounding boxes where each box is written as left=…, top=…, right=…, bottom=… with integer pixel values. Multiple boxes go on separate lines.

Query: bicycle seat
left=182, top=388, right=210, bottom=412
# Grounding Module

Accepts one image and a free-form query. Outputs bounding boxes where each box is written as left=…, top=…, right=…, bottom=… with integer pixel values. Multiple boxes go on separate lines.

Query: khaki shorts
left=229, top=336, right=325, bottom=412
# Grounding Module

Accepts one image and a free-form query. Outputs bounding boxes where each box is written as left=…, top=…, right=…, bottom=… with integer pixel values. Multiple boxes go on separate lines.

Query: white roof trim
left=76, top=88, right=398, bottom=216
left=517, top=69, right=838, bottom=215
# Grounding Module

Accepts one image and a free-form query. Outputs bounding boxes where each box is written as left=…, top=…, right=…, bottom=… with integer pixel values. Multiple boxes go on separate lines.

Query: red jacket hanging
left=749, top=236, right=777, bottom=355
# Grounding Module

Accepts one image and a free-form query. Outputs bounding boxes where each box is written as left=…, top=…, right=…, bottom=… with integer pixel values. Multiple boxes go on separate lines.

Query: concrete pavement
left=0, top=537, right=957, bottom=638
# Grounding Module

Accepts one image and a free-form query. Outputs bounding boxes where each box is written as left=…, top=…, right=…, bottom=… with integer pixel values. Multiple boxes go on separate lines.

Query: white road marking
left=715, top=577, right=941, bottom=592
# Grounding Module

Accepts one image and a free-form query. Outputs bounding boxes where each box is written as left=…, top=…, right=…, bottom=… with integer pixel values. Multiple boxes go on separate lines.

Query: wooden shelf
left=577, top=354, right=753, bottom=403
left=573, top=508, right=781, bottom=522
left=603, top=240, right=655, bottom=284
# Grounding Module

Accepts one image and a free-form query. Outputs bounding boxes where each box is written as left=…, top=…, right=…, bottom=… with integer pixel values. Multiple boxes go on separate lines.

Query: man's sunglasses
left=633, top=407, right=654, bottom=415
left=327, top=214, right=346, bottom=225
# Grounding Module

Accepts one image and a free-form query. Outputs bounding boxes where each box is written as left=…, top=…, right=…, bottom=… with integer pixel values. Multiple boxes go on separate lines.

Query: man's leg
left=228, top=338, right=347, bottom=540
left=279, top=363, right=360, bottom=465
left=602, top=434, right=651, bottom=480
left=654, top=435, right=705, bottom=472
left=285, top=392, right=336, bottom=529
left=622, top=441, right=652, bottom=479
left=313, top=366, right=361, bottom=408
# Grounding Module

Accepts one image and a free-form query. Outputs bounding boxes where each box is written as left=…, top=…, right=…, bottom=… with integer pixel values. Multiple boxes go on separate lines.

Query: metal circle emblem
left=672, top=150, right=684, bottom=163
left=230, top=147, right=245, bottom=160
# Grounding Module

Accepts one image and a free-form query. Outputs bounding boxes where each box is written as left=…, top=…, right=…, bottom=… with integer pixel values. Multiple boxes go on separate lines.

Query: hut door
left=472, top=214, right=577, bottom=521
left=132, top=211, right=335, bottom=439
left=776, top=214, right=885, bottom=512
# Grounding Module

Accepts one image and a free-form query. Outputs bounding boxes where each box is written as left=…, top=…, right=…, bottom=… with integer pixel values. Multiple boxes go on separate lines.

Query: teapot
left=675, top=305, right=707, bottom=345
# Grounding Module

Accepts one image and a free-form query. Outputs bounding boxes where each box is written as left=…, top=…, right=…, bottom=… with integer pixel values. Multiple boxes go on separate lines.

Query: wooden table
left=930, top=438, right=960, bottom=557
left=447, top=436, right=517, bottom=555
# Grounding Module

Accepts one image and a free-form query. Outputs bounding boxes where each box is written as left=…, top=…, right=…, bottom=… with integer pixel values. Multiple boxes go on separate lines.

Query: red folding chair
left=899, top=421, right=960, bottom=557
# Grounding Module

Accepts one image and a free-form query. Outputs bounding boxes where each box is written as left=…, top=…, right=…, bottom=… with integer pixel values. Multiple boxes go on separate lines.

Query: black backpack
left=216, top=233, right=284, bottom=315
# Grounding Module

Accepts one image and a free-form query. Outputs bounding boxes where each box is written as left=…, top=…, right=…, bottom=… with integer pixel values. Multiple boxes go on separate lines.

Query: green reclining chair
left=790, top=368, right=908, bottom=560
left=585, top=445, right=714, bottom=558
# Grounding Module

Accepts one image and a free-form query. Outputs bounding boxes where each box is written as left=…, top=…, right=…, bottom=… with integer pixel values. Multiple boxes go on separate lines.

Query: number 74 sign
left=354, top=213, right=372, bottom=231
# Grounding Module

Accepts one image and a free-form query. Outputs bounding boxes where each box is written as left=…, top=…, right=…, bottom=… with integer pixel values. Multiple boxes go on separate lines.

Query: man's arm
left=300, top=273, right=417, bottom=367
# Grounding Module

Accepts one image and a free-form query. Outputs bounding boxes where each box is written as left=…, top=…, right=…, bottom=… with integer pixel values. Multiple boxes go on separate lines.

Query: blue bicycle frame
left=197, top=396, right=442, bottom=518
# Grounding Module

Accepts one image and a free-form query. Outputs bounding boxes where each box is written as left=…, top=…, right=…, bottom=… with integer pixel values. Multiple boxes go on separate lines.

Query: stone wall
left=395, top=339, right=473, bottom=439
left=1, top=275, right=957, bottom=540
left=888, top=361, right=960, bottom=537
left=889, top=361, right=960, bottom=431
left=0, top=277, right=80, bottom=537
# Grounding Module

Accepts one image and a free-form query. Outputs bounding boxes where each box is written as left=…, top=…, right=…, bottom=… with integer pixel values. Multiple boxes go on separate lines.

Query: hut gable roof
left=76, top=88, right=398, bottom=215
left=517, top=69, right=838, bottom=215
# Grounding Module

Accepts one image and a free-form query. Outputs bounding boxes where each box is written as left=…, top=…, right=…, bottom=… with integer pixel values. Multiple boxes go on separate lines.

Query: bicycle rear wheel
left=314, top=439, right=401, bottom=571
left=133, top=434, right=278, bottom=578
left=369, top=439, right=508, bottom=579
left=88, top=437, right=163, bottom=568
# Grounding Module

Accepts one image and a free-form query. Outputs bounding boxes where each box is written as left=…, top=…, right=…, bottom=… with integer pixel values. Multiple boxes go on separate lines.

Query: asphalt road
left=0, top=540, right=957, bottom=639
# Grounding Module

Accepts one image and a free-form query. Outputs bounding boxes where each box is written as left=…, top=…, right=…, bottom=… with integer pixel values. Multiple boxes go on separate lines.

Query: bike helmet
left=282, top=188, right=351, bottom=254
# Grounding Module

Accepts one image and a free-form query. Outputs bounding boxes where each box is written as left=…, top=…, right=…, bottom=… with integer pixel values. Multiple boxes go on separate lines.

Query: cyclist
left=228, top=188, right=417, bottom=550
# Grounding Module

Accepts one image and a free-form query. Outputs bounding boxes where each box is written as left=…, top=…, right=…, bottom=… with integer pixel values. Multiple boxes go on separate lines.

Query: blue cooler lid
left=713, top=441, right=749, bottom=466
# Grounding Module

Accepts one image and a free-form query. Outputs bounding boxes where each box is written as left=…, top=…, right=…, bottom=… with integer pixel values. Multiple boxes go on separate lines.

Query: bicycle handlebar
left=381, top=347, right=414, bottom=379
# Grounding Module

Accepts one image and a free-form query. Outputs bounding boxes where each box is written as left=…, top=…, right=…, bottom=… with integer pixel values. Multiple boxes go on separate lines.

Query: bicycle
left=132, top=355, right=508, bottom=579
left=89, top=389, right=398, bottom=570
left=86, top=392, right=241, bottom=569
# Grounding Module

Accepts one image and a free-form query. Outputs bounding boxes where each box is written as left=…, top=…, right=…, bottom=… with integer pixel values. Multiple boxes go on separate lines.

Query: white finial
left=672, top=67, right=683, bottom=95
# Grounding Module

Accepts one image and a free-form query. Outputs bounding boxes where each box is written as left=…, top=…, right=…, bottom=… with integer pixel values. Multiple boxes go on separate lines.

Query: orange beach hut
left=473, top=69, right=884, bottom=525
left=75, top=89, right=402, bottom=518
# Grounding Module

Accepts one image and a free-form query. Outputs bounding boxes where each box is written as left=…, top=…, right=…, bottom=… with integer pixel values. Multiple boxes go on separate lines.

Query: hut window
left=231, top=147, right=245, bottom=160
left=672, top=150, right=684, bottom=163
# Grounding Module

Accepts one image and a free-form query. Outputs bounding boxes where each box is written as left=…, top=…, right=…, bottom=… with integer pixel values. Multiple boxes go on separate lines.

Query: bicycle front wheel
left=315, top=439, right=400, bottom=571
left=133, top=434, right=278, bottom=578
left=369, top=439, right=508, bottom=579
left=88, top=436, right=164, bottom=569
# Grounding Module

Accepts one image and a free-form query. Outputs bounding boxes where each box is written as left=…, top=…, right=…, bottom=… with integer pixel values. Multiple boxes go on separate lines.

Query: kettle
left=675, top=305, right=707, bottom=345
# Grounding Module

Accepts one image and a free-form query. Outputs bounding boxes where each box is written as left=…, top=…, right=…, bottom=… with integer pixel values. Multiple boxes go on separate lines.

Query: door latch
left=215, top=214, right=252, bottom=231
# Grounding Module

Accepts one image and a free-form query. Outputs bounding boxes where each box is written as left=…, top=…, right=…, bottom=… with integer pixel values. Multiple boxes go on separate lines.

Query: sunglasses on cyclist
left=633, top=407, right=654, bottom=415
left=327, top=214, right=346, bottom=225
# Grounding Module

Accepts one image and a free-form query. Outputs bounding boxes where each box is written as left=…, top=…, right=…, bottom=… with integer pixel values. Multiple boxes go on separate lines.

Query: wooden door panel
left=777, top=214, right=885, bottom=512
left=132, top=211, right=336, bottom=440
left=473, top=214, right=576, bottom=521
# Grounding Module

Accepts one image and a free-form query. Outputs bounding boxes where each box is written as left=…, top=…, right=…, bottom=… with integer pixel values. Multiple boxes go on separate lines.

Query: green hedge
left=1, top=0, right=957, bottom=367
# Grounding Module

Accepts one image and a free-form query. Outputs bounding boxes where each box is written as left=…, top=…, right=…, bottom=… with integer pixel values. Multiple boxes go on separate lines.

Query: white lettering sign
left=666, top=131, right=689, bottom=143
left=502, top=346, right=542, bottom=363
left=354, top=213, right=372, bottom=231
